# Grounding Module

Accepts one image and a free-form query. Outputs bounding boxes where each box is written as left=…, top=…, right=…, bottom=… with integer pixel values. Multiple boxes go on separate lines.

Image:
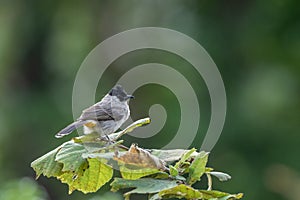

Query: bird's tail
left=55, top=120, right=86, bottom=138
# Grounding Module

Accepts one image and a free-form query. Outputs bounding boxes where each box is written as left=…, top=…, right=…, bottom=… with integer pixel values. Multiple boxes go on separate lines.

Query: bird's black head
left=109, top=85, right=134, bottom=102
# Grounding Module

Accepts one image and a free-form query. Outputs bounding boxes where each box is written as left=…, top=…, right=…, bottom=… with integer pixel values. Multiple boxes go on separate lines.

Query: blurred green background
left=0, top=1, right=299, bottom=200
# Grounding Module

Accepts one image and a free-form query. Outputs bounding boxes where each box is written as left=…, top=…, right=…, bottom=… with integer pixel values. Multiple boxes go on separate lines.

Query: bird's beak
left=127, top=95, right=134, bottom=100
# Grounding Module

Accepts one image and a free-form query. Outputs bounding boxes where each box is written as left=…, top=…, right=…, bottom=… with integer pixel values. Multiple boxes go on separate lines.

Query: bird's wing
left=78, top=103, right=114, bottom=121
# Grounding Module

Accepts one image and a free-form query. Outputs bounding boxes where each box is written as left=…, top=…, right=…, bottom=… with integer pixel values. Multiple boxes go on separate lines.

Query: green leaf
left=218, top=193, right=244, bottom=200
left=30, top=146, right=63, bottom=178
left=174, top=175, right=186, bottom=181
left=210, top=171, right=231, bottom=182
left=157, top=184, right=203, bottom=199
left=151, top=149, right=197, bottom=163
left=119, top=165, right=160, bottom=180
left=200, top=190, right=243, bottom=199
left=148, top=171, right=170, bottom=179
left=111, top=178, right=177, bottom=199
left=55, top=141, right=88, bottom=172
left=149, top=193, right=160, bottom=200
left=31, top=141, right=114, bottom=194
left=58, top=158, right=113, bottom=194
left=169, top=165, right=178, bottom=177
left=150, top=187, right=243, bottom=200
left=187, top=151, right=209, bottom=185
left=174, top=148, right=196, bottom=170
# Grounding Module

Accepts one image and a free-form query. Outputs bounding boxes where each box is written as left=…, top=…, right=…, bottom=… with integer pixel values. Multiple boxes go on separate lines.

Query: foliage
left=31, top=118, right=243, bottom=199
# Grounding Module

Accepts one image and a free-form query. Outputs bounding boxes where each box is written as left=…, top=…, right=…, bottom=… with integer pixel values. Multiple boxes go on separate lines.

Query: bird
left=55, top=85, right=134, bottom=138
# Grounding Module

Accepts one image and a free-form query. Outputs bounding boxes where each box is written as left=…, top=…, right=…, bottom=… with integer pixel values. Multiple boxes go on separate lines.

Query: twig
left=110, top=117, right=151, bottom=140
left=206, top=172, right=212, bottom=191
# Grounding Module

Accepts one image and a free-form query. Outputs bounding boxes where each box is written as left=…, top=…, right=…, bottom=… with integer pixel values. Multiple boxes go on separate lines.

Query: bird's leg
left=100, top=134, right=120, bottom=157
left=98, top=134, right=115, bottom=145
left=105, top=134, right=111, bottom=142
